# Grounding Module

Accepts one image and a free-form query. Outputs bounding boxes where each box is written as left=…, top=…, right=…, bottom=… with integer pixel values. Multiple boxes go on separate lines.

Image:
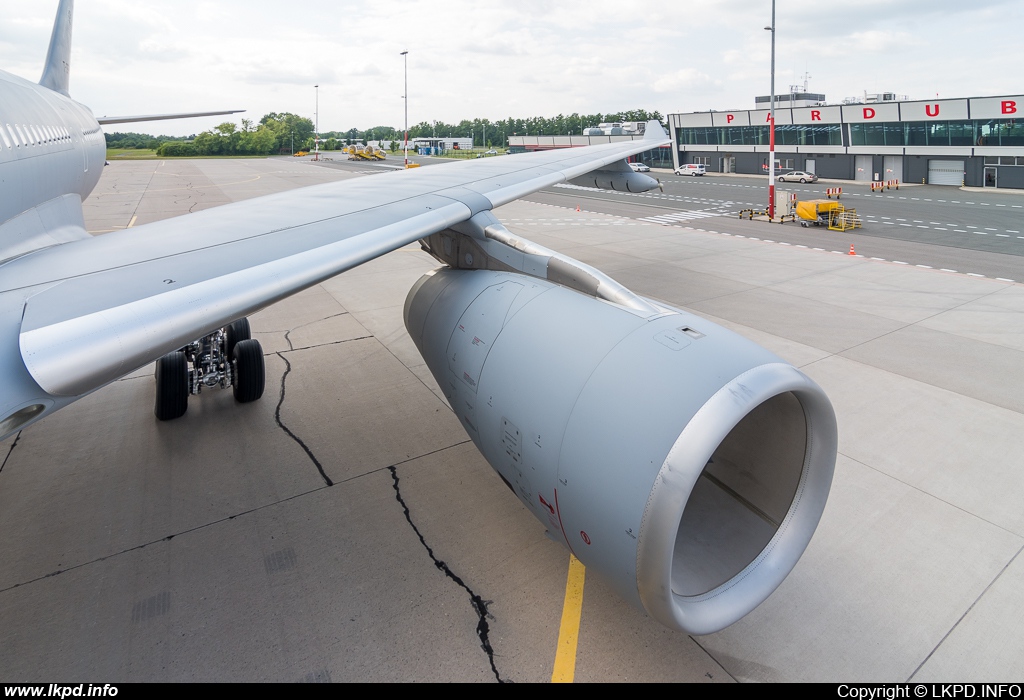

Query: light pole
left=765, top=2, right=776, bottom=219
left=400, top=50, right=409, bottom=167
left=314, top=84, right=319, bottom=161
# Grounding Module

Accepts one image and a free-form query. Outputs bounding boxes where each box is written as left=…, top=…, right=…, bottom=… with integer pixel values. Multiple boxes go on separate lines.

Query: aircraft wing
left=12, top=127, right=669, bottom=398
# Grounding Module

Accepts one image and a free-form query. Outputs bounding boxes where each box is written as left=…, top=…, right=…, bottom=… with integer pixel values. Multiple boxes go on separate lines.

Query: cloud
left=8, top=0, right=1023, bottom=137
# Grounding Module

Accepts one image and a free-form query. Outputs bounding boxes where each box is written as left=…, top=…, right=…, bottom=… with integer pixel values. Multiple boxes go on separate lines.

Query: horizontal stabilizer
left=97, top=110, right=245, bottom=125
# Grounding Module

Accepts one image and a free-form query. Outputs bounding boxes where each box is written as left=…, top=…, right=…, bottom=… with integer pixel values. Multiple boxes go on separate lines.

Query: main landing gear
left=154, top=317, right=265, bottom=420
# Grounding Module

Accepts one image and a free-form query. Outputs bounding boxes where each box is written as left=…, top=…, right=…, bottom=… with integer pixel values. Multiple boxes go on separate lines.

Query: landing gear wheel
left=155, top=351, right=189, bottom=420
left=232, top=339, right=265, bottom=403
left=225, top=317, right=251, bottom=358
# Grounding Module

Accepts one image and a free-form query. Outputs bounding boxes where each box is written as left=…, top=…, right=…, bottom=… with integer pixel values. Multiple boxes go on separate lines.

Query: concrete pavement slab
left=840, top=324, right=1024, bottom=414
left=919, top=283, right=1024, bottom=352
left=805, top=355, right=1024, bottom=535
left=274, top=338, right=466, bottom=484
left=913, top=546, right=1024, bottom=681
left=688, top=286, right=906, bottom=354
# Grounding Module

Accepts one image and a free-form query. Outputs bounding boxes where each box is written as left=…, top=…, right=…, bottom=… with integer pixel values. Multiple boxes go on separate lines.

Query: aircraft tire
left=233, top=339, right=265, bottom=403
left=225, top=317, right=251, bottom=358
left=155, top=351, right=189, bottom=420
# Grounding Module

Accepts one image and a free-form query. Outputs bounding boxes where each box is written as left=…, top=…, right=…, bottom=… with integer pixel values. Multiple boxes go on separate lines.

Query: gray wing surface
left=13, top=130, right=669, bottom=397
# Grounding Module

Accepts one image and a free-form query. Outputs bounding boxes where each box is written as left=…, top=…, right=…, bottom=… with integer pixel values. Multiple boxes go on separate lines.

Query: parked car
left=674, top=163, right=706, bottom=176
left=777, top=170, right=818, bottom=183
left=629, top=162, right=651, bottom=172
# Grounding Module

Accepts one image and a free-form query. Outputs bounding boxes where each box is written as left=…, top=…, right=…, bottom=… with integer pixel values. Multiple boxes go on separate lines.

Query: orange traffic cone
left=849, top=244, right=856, bottom=256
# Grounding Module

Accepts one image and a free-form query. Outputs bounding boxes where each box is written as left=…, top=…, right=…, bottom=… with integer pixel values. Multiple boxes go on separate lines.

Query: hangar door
left=883, top=156, right=903, bottom=183
left=928, top=160, right=964, bottom=186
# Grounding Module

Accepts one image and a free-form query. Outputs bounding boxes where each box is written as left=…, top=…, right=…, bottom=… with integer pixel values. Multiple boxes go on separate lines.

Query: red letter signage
left=1003, top=100, right=1018, bottom=114
left=863, top=107, right=876, bottom=119
left=727, top=114, right=735, bottom=123
left=925, top=104, right=939, bottom=117
left=811, top=110, right=821, bottom=121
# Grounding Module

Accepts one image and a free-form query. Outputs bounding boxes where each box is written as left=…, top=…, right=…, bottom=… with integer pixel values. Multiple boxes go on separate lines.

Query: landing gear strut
left=154, top=317, right=265, bottom=420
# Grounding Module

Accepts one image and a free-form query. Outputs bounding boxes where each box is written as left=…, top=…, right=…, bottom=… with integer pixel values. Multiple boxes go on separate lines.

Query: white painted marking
left=893, top=261, right=909, bottom=265
left=967, top=273, right=984, bottom=277
left=916, top=265, right=933, bottom=269
left=940, top=269, right=957, bottom=273
left=996, top=278, right=1015, bottom=282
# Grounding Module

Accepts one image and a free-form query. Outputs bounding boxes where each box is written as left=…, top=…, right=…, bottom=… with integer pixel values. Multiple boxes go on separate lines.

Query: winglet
left=39, top=0, right=75, bottom=96
left=643, top=120, right=668, bottom=141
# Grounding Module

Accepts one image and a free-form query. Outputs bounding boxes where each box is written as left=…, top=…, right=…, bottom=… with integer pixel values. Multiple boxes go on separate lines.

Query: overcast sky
left=2, top=0, right=1022, bottom=137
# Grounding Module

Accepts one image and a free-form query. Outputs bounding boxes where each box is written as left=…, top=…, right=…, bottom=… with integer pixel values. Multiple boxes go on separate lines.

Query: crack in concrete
left=388, top=465, right=505, bottom=683
left=0, top=432, right=21, bottom=476
left=274, top=352, right=333, bottom=487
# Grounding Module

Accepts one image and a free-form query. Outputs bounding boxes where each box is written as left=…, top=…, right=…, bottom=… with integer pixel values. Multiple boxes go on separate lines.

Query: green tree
left=260, top=112, right=314, bottom=154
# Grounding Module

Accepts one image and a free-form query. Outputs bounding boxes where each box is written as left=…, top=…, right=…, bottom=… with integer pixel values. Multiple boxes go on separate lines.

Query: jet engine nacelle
left=568, top=169, right=661, bottom=193
left=404, top=268, right=837, bottom=635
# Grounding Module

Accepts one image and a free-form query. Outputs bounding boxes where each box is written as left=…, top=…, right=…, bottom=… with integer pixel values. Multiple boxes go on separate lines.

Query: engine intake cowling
left=405, top=268, right=836, bottom=634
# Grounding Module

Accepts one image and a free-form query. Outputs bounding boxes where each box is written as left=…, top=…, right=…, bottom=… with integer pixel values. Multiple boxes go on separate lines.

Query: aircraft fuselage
left=0, top=69, right=105, bottom=228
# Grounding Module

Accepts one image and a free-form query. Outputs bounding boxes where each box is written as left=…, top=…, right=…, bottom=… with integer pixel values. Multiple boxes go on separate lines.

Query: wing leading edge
left=15, top=124, right=670, bottom=397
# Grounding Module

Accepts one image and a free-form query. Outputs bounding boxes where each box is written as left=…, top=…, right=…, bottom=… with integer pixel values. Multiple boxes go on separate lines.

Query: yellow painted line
left=128, top=215, right=137, bottom=228
left=551, top=554, right=586, bottom=683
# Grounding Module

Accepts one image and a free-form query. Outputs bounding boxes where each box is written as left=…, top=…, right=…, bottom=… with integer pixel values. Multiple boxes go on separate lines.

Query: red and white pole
left=766, top=0, right=776, bottom=219
left=768, top=114, right=776, bottom=219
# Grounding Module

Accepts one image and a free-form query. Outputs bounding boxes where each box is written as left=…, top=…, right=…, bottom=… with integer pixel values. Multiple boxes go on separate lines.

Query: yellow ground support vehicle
left=796, top=199, right=862, bottom=231
left=345, top=145, right=387, bottom=161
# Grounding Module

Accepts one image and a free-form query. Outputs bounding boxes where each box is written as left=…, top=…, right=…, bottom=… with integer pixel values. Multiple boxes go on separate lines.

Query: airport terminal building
left=669, top=94, right=1024, bottom=189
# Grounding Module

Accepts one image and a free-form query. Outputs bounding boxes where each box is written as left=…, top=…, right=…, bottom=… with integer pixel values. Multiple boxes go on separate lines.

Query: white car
left=628, top=162, right=651, bottom=172
left=777, top=170, right=818, bottom=183
left=674, top=163, right=706, bottom=176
